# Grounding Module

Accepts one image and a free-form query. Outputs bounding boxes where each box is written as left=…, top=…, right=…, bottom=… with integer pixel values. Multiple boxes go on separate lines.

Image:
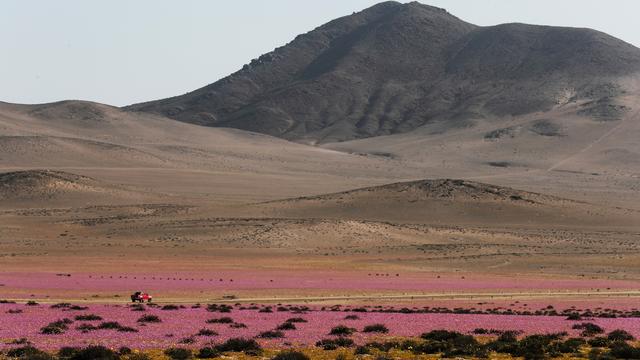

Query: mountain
left=126, top=1, right=640, bottom=143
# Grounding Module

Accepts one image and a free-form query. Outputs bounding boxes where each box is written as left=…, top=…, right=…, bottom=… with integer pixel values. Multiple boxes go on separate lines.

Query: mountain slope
left=127, top=1, right=640, bottom=143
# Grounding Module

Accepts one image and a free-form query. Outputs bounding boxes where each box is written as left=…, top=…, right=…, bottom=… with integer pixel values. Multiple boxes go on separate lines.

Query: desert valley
left=2, top=1, right=640, bottom=359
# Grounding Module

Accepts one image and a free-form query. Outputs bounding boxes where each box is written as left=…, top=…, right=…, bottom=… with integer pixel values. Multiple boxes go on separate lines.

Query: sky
left=2, top=1, right=639, bottom=106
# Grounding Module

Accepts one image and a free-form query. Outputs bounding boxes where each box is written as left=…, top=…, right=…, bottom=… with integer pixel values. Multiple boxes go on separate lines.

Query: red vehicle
left=130, top=291, right=153, bottom=303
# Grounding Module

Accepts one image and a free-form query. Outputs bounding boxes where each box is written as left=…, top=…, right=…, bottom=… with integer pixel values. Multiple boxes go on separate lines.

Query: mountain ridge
left=126, top=1, right=640, bottom=143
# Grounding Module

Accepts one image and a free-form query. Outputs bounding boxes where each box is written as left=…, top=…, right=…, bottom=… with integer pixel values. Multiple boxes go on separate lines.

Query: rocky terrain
left=127, top=1, right=640, bottom=143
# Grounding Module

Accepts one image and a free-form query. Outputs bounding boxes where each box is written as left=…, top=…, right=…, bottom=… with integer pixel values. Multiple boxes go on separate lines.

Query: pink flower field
left=2, top=302, right=640, bottom=351
left=2, top=271, right=638, bottom=295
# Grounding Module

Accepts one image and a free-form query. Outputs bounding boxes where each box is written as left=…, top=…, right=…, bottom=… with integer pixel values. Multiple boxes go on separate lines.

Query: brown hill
left=261, top=179, right=639, bottom=227
left=0, top=170, right=154, bottom=207
left=127, top=1, right=640, bottom=143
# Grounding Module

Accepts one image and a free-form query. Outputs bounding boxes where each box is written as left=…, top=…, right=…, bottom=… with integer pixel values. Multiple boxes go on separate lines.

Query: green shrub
left=58, top=346, right=81, bottom=359
left=588, top=337, right=611, bottom=348
left=8, top=346, right=54, bottom=360
left=196, top=328, right=218, bottom=336
left=285, top=317, right=308, bottom=323
left=69, top=346, right=120, bottom=360
left=41, top=318, right=73, bottom=334
left=164, top=347, right=192, bottom=360
left=214, top=338, right=261, bottom=354
left=258, top=330, right=285, bottom=338
left=608, top=329, right=635, bottom=341
left=362, top=324, right=389, bottom=333
left=276, top=322, right=297, bottom=330
left=206, top=317, right=233, bottom=324
left=421, top=330, right=465, bottom=342
left=329, top=325, right=356, bottom=336
left=609, top=342, right=640, bottom=359
left=137, top=314, right=161, bottom=323
left=196, top=347, right=220, bottom=358
left=316, top=337, right=355, bottom=350
left=572, top=322, right=604, bottom=337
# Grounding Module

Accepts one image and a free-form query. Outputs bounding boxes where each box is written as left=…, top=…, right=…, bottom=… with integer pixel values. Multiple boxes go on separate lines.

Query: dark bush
left=117, top=326, right=139, bottom=332
left=206, top=317, right=233, bottom=324
left=214, top=338, right=262, bottom=354
left=285, top=317, right=307, bottom=323
left=608, top=329, right=635, bottom=341
left=609, top=342, right=640, bottom=359
left=196, top=347, right=220, bottom=358
left=179, top=337, right=196, bottom=344
left=229, top=322, right=247, bottom=328
left=26, top=300, right=39, bottom=306
left=69, top=345, right=119, bottom=360
left=566, top=313, right=583, bottom=320
left=276, top=322, right=296, bottom=330
left=329, top=325, right=356, bottom=336
left=97, top=321, right=123, bottom=330
left=40, top=325, right=65, bottom=334
left=206, top=304, right=233, bottom=313
left=554, top=337, right=586, bottom=354
left=588, top=337, right=611, bottom=348
left=498, top=331, right=521, bottom=343
left=573, top=322, right=604, bottom=337
left=271, top=350, right=310, bottom=360
left=362, top=324, right=389, bottom=333
left=137, top=314, right=161, bottom=323
left=315, top=337, right=355, bottom=350
left=417, top=333, right=485, bottom=358
left=421, top=330, right=465, bottom=342
left=258, top=330, right=285, bottom=338
left=7, top=346, right=54, bottom=360
left=164, top=347, right=192, bottom=360
left=58, top=346, right=81, bottom=359
left=117, top=347, right=132, bottom=355
left=365, top=341, right=398, bottom=352
left=50, top=303, right=72, bottom=309
left=40, top=319, right=72, bottom=334
left=492, top=334, right=567, bottom=360
left=216, top=338, right=262, bottom=354
left=445, top=335, right=485, bottom=358
left=74, top=314, right=102, bottom=321
left=196, top=328, right=218, bottom=336
left=344, top=315, right=359, bottom=320
left=354, top=346, right=371, bottom=355
left=161, top=304, right=180, bottom=311
left=515, top=335, right=552, bottom=360
left=76, top=323, right=97, bottom=332
left=412, top=340, right=452, bottom=354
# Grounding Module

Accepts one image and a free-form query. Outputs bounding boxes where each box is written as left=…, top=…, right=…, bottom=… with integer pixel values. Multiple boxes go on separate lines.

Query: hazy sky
left=2, top=1, right=639, bottom=106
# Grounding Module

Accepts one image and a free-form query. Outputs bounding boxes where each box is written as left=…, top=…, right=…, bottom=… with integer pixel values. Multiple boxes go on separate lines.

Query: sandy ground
left=0, top=100, right=639, bottom=305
